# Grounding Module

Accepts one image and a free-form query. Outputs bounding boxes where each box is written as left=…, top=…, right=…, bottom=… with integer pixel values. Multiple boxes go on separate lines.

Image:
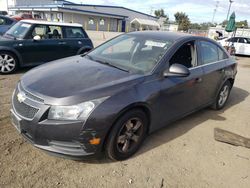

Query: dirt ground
left=0, top=57, right=250, bottom=188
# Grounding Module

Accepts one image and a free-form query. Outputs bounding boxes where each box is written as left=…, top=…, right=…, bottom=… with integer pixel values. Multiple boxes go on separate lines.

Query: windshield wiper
left=86, top=55, right=130, bottom=73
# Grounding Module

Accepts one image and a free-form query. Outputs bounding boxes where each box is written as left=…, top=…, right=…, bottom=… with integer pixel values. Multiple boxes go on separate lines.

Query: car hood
left=21, top=55, right=144, bottom=105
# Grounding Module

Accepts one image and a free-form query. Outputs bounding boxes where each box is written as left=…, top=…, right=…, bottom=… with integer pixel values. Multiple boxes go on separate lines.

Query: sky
left=71, top=0, right=250, bottom=24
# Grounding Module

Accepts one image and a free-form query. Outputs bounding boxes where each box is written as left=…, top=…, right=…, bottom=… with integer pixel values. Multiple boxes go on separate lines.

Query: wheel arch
left=0, top=47, right=23, bottom=66
left=101, top=102, right=152, bottom=151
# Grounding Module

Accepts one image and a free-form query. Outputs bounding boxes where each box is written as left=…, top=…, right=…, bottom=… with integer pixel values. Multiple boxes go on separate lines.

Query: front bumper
left=10, top=84, right=105, bottom=159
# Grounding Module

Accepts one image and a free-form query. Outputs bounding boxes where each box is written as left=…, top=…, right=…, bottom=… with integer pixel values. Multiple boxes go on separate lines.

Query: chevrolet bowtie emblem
left=17, top=92, right=26, bottom=103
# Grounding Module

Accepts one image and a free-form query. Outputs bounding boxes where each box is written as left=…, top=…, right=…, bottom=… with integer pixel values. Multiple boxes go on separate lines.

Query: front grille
left=12, top=87, right=39, bottom=120
left=19, top=84, right=44, bottom=103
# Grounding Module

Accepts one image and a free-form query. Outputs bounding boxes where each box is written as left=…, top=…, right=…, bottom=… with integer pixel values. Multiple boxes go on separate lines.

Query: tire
left=0, top=51, right=19, bottom=74
left=212, top=81, right=232, bottom=110
left=105, top=109, right=148, bottom=161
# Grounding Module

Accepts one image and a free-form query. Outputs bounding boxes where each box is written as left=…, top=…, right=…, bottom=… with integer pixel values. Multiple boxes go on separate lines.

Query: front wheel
left=105, top=109, right=148, bottom=161
left=212, top=81, right=232, bottom=110
left=0, top=52, right=18, bottom=74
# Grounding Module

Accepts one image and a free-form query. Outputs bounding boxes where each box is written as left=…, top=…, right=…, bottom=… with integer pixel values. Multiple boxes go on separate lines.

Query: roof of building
left=59, top=7, right=127, bottom=19
left=131, top=18, right=160, bottom=27
left=62, top=3, right=157, bottom=19
left=20, top=19, right=82, bottom=27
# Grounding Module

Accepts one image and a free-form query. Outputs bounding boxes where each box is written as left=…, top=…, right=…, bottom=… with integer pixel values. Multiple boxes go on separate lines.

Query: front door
left=155, top=40, right=205, bottom=130
left=19, top=24, right=68, bottom=65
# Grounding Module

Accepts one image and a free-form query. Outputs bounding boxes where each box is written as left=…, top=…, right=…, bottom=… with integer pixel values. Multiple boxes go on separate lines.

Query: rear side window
left=200, top=41, right=228, bottom=64
left=218, top=47, right=228, bottom=60
left=64, top=27, right=85, bottom=38
left=200, top=41, right=218, bottom=64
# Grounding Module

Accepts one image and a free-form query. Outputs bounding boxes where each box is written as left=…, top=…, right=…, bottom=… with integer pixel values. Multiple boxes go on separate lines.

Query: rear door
left=198, top=40, right=228, bottom=103
left=62, top=26, right=93, bottom=56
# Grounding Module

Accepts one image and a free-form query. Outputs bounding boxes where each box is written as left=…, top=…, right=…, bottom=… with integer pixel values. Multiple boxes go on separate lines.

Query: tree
left=221, top=20, right=248, bottom=28
left=154, top=9, right=169, bottom=24
left=154, top=9, right=166, bottom=18
left=174, top=12, right=190, bottom=31
left=236, top=20, right=248, bottom=28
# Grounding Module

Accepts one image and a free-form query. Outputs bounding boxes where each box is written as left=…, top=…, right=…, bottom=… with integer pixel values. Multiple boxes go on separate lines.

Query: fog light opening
left=89, top=137, right=101, bottom=145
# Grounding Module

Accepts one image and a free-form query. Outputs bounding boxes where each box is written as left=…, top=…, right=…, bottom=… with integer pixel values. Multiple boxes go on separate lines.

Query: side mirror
left=33, top=35, right=41, bottom=41
left=164, top=63, right=190, bottom=77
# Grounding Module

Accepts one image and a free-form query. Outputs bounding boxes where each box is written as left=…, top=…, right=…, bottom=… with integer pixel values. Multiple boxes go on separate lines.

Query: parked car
left=218, top=36, right=250, bottom=56
left=0, top=11, right=8, bottom=16
left=11, top=13, right=34, bottom=21
left=0, top=15, right=16, bottom=36
left=0, top=20, right=93, bottom=74
left=11, top=31, right=237, bottom=160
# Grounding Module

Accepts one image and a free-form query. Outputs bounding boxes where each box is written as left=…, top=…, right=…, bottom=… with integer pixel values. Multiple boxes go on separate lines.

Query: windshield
left=4, top=22, right=31, bottom=39
left=87, top=34, right=173, bottom=74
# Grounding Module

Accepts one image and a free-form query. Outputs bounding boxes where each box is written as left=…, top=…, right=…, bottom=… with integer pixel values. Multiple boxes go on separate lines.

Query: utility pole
left=226, top=0, right=234, bottom=21
left=212, top=1, right=219, bottom=24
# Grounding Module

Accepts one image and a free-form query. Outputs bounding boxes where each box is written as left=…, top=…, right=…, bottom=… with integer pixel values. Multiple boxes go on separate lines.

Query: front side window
left=31, top=25, right=47, bottom=39
left=169, top=41, right=197, bottom=68
left=87, top=34, right=173, bottom=74
left=4, top=22, right=31, bottom=39
left=64, top=27, right=85, bottom=38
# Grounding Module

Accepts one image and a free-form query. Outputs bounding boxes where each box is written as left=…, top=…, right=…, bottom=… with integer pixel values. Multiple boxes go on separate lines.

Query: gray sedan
left=11, top=31, right=237, bottom=160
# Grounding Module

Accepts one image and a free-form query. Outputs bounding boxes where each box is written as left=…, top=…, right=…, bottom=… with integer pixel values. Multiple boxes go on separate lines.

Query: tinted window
left=227, top=37, right=238, bottom=42
left=64, top=27, right=85, bottom=38
left=200, top=41, right=218, bottom=64
left=238, top=38, right=246, bottom=43
left=246, top=38, right=250, bottom=44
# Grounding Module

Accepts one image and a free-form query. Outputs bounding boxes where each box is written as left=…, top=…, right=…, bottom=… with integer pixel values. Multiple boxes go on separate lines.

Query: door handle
left=195, top=77, right=202, bottom=83
left=58, top=42, right=66, bottom=45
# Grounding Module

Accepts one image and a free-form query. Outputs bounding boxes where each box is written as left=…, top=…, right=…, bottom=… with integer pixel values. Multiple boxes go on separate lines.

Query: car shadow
left=136, top=86, right=249, bottom=157
left=80, top=86, right=249, bottom=163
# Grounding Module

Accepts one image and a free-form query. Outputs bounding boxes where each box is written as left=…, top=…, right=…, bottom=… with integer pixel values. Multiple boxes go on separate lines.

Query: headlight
left=48, top=97, right=108, bottom=121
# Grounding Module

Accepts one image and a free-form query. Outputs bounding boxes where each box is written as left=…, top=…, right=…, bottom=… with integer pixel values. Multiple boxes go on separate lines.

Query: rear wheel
left=0, top=52, right=18, bottom=74
left=105, top=109, right=148, bottom=161
left=212, top=81, right=232, bottom=110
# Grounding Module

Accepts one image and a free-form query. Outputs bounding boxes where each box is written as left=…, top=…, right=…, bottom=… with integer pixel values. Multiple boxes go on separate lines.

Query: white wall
left=86, top=30, right=123, bottom=47
left=0, top=0, right=8, bottom=11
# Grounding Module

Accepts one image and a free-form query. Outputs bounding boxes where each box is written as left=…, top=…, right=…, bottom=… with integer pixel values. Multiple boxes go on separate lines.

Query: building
left=8, top=0, right=159, bottom=32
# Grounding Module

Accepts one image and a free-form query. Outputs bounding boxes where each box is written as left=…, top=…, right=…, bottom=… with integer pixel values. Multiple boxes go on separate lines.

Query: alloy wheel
left=0, top=54, right=16, bottom=73
left=218, top=85, right=229, bottom=107
left=116, top=118, right=144, bottom=153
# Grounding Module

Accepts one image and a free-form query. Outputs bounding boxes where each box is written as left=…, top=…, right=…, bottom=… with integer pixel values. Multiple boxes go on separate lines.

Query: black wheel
left=0, top=51, right=19, bottom=74
left=212, top=81, right=232, bottom=110
left=105, top=109, right=148, bottom=161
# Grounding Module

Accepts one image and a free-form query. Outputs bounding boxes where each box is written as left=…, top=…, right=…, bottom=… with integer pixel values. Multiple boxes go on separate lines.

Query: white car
left=218, top=37, right=250, bottom=56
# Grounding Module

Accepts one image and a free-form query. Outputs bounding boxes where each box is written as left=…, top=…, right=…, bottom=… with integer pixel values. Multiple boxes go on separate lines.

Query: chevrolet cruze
left=11, top=31, right=237, bottom=160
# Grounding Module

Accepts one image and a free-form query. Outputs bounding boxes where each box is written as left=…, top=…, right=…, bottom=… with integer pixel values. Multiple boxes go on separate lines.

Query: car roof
left=0, top=15, right=16, bottom=21
left=128, top=31, right=192, bottom=41
left=19, top=20, right=82, bottom=27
